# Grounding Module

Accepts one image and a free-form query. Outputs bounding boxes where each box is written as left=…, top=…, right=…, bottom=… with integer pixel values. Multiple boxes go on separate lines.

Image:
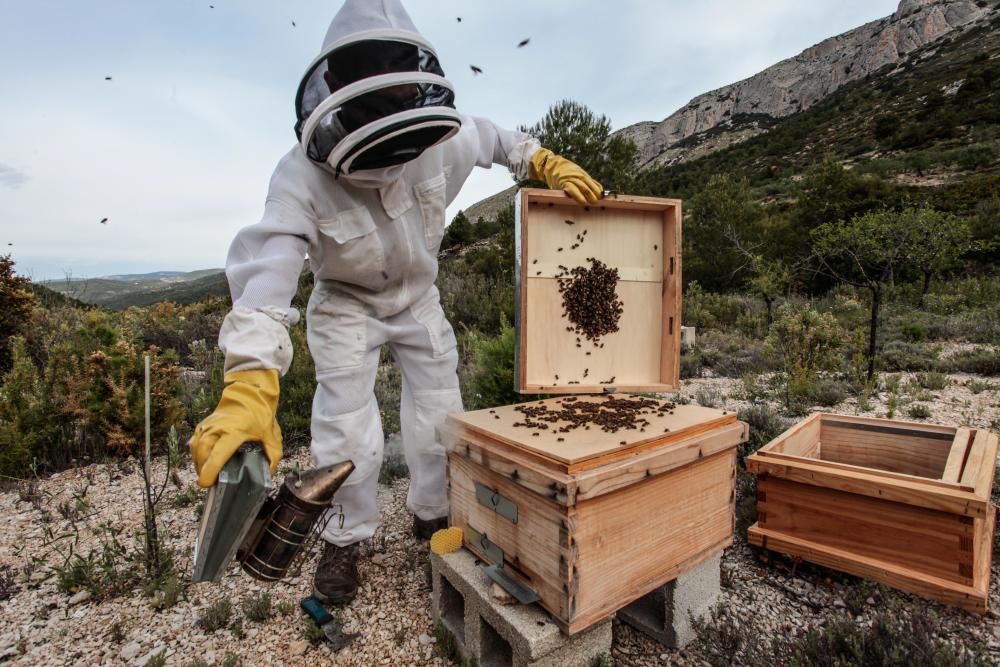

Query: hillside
left=41, top=269, right=226, bottom=309
left=635, top=8, right=1000, bottom=205
left=624, top=0, right=997, bottom=168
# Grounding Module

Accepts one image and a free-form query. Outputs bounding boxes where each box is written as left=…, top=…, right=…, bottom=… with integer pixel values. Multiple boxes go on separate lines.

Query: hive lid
left=514, top=189, right=682, bottom=395
left=444, top=395, right=735, bottom=472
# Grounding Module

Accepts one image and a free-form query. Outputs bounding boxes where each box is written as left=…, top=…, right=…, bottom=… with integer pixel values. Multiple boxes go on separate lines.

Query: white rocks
left=417, top=633, right=435, bottom=646
left=120, top=641, right=142, bottom=661
left=68, top=590, right=92, bottom=606
left=289, top=639, right=311, bottom=656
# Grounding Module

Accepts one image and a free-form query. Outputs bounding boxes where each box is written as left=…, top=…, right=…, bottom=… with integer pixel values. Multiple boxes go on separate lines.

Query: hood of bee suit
left=294, top=0, right=461, bottom=185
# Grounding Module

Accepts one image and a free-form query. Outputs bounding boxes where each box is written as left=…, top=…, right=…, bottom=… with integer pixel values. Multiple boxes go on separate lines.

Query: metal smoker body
left=192, top=446, right=354, bottom=583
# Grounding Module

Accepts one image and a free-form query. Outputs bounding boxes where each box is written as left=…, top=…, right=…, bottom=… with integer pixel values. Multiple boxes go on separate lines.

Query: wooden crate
left=514, top=189, right=682, bottom=394
left=441, top=396, right=747, bottom=634
left=747, top=413, right=998, bottom=612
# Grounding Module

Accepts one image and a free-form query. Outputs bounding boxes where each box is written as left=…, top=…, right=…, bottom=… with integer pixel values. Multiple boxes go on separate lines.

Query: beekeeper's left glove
left=189, top=369, right=283, bottom=488
left=529, top=148, right=603, bottom=204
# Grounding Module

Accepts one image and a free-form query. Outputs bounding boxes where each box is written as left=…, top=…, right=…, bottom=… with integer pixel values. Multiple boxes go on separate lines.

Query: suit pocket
left=316, top=207, right=386, bottom=289
left=414, top=174, right=447, bottom=251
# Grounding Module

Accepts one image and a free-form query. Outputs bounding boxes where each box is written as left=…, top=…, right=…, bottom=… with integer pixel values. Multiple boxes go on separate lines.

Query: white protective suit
left=219, top=0, right=540, bottom=545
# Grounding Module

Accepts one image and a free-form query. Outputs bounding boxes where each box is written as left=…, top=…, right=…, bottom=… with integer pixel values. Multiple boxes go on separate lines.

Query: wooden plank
left=448, top=401, right=735, bottom=471
left=960, top=430, right=991, bottom=489
left=973, top=505, right=995, bottom=600
left=523, top=187, right=682, bottom=212
left=442, top=425, right=577, bottom=505
left=758, top=477, right=973, bottom=584
left=766, top=413, right=821, bottom=456
left=747, top=525, right=989, bottom=613
left=747, top=455, right=988, bottom=517
left=942, top=428, right=973, bottom=483
left=971, top=431, right=998, bottom=500
left=572, top=450, right=735, bottom=631
left=817, top=413, right=956, bottom=436
left=574, top=421, right=745, bottom=502
left=523, top=279, right=663, bottom=390
left=660, top=203, right=681, bottom=389
left=818, top=426, right=951, bottom=479
left=448, top=454, right=570, bottom=618
left=756, top=450, right=974, bottom=492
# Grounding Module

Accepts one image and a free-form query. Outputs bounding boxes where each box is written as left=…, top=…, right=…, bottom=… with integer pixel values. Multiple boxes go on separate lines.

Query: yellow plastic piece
left=430, top=527, right=464, bottom=555
left=529, top=148, right=603, bottom=204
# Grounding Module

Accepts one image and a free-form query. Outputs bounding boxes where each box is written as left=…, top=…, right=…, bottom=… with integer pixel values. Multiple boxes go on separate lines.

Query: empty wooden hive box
left=441, top=190, right=749, bottom=634
left=747, top=413, right=997, bottom=612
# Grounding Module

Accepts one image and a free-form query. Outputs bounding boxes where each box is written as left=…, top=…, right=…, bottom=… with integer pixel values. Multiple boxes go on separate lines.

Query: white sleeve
left=219, top=197, right=316, bottom=376
left=469, top=116, right=540, bottom=180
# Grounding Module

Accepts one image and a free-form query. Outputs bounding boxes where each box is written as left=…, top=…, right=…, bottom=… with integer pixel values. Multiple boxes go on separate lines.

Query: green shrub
left=908, top=403, right=931, bottom=420
left=879, top=341, right=940, bottom=372
left=241, top=591, right=272, bottom=623
left=945, top=348, right=1000, bottom=376
left=765, top=306, right=844, bottom=409
left=737, top=403, right=789, bottom=464
left=695, top=387, right=723, bottom=408
left=199, top=599, right=233, bottom=633
left=807, top=378, right=848, bottom=407
left=915, top=371, right=949, bottom=391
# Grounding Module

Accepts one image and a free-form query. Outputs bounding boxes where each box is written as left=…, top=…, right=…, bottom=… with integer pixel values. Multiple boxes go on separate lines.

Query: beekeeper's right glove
left=190, top=369, right=283, bottom=488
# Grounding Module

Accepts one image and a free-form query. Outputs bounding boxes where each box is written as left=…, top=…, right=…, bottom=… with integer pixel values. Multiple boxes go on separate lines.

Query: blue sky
left=0, top=0, right=898, bottom=281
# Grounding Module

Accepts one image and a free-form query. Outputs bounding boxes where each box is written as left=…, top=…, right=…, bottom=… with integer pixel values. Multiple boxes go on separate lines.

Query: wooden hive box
left=441, top=398, right=748, bottom=635
left=747, top=413, right=998, bottom=612
left=513, top=189, right=682, bottom=394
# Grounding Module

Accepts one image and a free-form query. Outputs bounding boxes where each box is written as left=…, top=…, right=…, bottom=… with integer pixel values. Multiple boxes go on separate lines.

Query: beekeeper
left=189, top=0, right=602, bottom=605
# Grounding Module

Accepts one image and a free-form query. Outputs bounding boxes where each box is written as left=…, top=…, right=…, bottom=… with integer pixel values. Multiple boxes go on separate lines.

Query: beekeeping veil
left=295, top=0, right=460, bottom=178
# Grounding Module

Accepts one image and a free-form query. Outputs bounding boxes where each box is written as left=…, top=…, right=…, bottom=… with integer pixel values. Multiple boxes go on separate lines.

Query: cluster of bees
left=556, top=258, right=624, bottom=342
left=505, top=395, right=679, bottom=440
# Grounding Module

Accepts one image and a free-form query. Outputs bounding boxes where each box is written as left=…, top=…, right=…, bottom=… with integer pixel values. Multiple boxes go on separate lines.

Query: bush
left=807, top=378, right=848, bottom=407
left=945, top=348, right=1000, bottom=376
left=200, top=599, right=234, bottom=633
left=737, top=403, right=790, bottom=463
left=908, top=403, right=931, bottom=419
left=241, top=591, right=273, bottom=623
left=765, top=306, right=844, bottom=409
left=915, top=371, right=949, bottom=391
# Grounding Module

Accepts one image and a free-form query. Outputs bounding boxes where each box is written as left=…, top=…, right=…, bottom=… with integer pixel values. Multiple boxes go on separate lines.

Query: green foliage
left=806, top=378, right=848, bottom=407
left=301, top=617, right=327, bottom=644
left=441, top=210, right=475, bottom=249
left=693, top=598, right=990, bottom=666
left=908, top=403, right=931, bottom=420
left=467, top=320, right=520, bottom=410
left=0, top=255, right=37, bottom=375
left=241, top=591, right=273, bottom=623
left=765, top=306, right=844, bottom=409
left=686, top=175, right=763, bottom=290
left=737, top=403, right=790, bottom=464
left=200, top=599, right=234, bottom=633
left=145, top=653, right=167, bottom=667
left=915, top=371, right=950, bottom=391
left=51, top=521, right=141, bottom=600
left=519, top=99, right=639, bottom=192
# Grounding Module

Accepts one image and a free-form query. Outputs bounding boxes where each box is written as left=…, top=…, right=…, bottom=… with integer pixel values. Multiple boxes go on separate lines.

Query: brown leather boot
left=413, top=515, right=448, bottom=540
left=313, top=542, right=360, bottom=604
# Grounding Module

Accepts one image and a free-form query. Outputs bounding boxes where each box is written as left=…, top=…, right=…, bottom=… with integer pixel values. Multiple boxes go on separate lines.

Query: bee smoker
left=238, top=460, right=354, bottom=581
left=192, top=446, right=354, bottom=583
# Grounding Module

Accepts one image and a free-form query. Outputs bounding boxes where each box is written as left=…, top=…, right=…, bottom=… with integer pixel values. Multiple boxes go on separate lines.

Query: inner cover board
left=446, top=395, right=735, bottom=471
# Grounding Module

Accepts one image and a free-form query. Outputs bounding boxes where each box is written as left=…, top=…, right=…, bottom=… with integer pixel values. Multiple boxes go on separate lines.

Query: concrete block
left=431, top=550, right=612, bottom=667
left=617, top=551, right=721, bottom=648
left=681, top=326, right=696, bottom=350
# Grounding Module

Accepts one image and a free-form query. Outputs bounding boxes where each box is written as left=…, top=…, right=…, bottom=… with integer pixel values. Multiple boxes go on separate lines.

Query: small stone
left=68, top=590, right=91, bottom=609
left=833, top=598, right=846, bottom=608
left=371, top=553, right=387, bottom=566
left=418, top=633, right=435, bottom=646
left=120, top=642, right=142, bottom=661
left=866, top=597, right=875, bottom=605
left=289, top=640, right=310, bottom=656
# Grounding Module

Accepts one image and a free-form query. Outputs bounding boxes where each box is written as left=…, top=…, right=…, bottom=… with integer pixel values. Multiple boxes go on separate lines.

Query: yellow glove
left=190, top=369, right=283, bottom=488
left=529, top=148, right=603, bottom=205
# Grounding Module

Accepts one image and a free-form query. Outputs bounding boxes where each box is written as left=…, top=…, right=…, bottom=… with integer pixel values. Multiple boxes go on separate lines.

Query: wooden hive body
left=442, top=398, right=747, bottom=634
left=747, top=413, right=997, bottom=612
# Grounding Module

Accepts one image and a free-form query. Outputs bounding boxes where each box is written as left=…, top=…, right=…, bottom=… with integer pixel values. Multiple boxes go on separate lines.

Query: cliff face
left=632, top=0, right=994, bottom=168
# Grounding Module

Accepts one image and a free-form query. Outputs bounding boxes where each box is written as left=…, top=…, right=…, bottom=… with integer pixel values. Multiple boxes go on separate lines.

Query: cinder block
left=431, top=550, right=612, bottom=667
left=618, top=551, right=721, bottom=648
left=681, top=326, right=696, bottom=350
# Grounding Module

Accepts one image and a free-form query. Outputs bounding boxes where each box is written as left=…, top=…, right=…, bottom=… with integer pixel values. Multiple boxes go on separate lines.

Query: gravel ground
left=0, top=373, right=997, bottom=666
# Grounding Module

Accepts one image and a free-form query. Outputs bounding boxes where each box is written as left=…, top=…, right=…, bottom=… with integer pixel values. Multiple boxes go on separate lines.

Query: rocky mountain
left=623, top=0, right=996, bottom=168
